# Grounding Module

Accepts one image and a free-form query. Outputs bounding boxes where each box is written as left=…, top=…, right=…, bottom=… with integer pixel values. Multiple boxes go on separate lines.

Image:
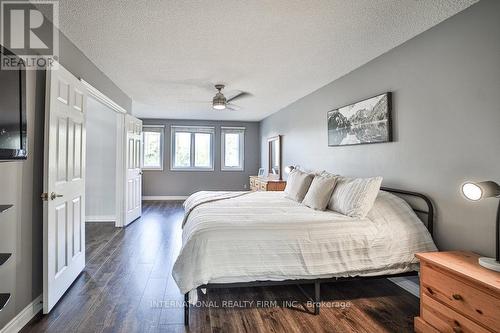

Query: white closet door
left=43, top=63, right=86, bottom=313
left=125, top=114, right=143, bottom=226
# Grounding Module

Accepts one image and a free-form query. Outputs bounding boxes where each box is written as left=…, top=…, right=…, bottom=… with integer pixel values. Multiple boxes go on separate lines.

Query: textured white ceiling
left=58, top=0, right=477, bottom=121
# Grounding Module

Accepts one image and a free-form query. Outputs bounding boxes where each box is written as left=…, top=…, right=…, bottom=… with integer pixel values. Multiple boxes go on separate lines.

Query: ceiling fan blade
left=226, top=91, right=251, bottom=103
left=226, top=103, right=241, bottom=111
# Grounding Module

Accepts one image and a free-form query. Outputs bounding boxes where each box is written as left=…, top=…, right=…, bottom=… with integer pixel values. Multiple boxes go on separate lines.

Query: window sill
left=170, top=168, right=215, bottom=172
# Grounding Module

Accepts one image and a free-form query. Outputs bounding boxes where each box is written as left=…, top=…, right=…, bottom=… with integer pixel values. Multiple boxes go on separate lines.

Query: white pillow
left=302, top=175, right=338, bottom=211
left=284, top=169, right=313, bottom=202
left=328, top=176, right=383, bottom=218
left=320, top=171, right=339, bottom=178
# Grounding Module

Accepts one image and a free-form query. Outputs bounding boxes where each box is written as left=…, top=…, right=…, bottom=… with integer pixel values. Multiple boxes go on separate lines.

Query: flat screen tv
left=0, top=47, right=27, bottom=160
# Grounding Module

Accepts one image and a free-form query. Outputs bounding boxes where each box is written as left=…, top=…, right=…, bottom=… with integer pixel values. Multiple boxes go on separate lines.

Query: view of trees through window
left=224, top=133, right=240, bottom=167
left=172, top=127, right=214, bottom=169
left=143, top=129, right=163, bottom=169
left=221, top=128, right=244, bottom=170
left=194, top=133, right=211, bottom=167
left=174, top=132, right=191, bottom=167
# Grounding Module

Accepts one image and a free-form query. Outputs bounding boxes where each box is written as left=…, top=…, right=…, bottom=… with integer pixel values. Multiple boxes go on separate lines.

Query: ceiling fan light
left=213, top=103, right=226, bottom=110
left=212, top=93, right=226, bottom=110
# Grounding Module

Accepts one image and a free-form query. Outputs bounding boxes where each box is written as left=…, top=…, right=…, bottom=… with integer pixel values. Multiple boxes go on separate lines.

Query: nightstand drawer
left=421, top=293, right=490, bottom=333
left=414, top=317, right=439, bottom=333
left=421, top=263, right=500, bottom=330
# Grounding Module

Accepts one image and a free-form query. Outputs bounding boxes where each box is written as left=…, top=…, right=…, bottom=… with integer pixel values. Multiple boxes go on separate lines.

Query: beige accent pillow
left=284, top=169, right=313, bottom=202
left=328, top=176, right=383, bottom=218
left=302, top=175, right=338, bottom=211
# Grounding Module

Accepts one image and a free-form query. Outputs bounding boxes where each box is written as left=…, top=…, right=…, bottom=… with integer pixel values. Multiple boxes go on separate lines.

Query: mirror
left=268, top=135, right=282, bottom=180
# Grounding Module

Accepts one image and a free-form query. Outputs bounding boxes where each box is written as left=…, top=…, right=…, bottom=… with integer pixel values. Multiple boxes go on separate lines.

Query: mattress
left=172, top=190, right=437, bottom=294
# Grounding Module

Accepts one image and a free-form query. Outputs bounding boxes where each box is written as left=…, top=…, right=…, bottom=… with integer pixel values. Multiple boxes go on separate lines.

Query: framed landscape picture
left=327, top=92, right=392, bottom=146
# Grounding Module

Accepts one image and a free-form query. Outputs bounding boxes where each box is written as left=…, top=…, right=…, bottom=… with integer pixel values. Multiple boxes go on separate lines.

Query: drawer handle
left=426, top=287, right=434, bottom=295
left=452, top=326, right=462, bottom=333
left=452, top=294, right=463, bottom=301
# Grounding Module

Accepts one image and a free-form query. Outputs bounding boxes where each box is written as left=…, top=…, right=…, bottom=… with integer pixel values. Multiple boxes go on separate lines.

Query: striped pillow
left=328, top=176, right=383, bottom=218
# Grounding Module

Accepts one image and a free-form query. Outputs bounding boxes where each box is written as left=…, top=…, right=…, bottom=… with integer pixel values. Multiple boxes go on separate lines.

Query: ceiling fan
left=212, top=84, right=250, bottom=110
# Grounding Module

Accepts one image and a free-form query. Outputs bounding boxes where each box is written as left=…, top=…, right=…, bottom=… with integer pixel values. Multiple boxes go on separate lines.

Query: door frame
left=80, top=79, right=128, bottom=227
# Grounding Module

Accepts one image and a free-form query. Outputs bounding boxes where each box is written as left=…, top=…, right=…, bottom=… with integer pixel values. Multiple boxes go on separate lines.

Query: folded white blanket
left=173, top=190, right=437, bottom=295
left=182, top=191, right=250, bottom=227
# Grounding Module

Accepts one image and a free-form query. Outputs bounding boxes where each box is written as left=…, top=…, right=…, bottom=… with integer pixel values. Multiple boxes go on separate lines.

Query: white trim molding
left=80, top=79, right=127, bottom=114
left=85, top=215, right=117, bottom=223
left=142, top=196, right=188, bottom=201
left=0, top=295, right=42, bottom=333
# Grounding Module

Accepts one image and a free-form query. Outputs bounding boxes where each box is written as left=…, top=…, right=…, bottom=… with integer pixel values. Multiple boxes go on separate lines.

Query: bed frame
left=183, top=187, right=434, bottom=325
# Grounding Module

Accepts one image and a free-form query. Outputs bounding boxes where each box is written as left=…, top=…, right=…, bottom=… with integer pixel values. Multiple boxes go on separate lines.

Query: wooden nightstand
left=415, top=251, right=500, bottom=333
left=249, top=176, right=286, bottom=191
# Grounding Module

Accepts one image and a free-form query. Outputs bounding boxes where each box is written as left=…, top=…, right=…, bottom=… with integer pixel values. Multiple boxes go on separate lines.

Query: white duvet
left=172, top=190, right=437, bottom=295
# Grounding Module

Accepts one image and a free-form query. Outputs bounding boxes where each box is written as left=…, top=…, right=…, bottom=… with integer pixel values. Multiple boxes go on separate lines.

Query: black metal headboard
left=381, top=187, right=434, bottom=237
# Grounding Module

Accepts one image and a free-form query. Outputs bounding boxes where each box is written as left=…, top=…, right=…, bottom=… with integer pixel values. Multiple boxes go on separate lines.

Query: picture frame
left=258, top=168, right=265, bottom=177
left=327, top=92, right=392, bottom=147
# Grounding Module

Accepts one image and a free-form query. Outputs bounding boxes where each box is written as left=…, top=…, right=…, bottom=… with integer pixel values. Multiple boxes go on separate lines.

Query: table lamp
left=461, top=181, right=500, bottom=272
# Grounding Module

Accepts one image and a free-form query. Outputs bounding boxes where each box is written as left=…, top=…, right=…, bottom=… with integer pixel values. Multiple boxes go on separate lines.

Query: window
left=221, top=127, right=245, bottom=171
left=142, top=125, right=164, bottom=170
left=171, top=126, right=214, bottom=170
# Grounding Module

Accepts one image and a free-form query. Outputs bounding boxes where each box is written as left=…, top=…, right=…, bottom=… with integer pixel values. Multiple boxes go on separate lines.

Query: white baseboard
left=85, top=215, right=116, bottom=222
left=388, top=277, right=420, bottom=298
left=142, top=196, right=188, bottom=201
left=0, top=295, right=42, bottom=333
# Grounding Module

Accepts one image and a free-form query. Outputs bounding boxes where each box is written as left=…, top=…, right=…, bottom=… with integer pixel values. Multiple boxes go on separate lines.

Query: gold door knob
left=50, top=192, right=63, bottom=200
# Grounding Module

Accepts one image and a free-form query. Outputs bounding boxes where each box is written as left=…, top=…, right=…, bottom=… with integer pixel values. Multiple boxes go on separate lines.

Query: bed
left=172, top=187, right=437, bottom=325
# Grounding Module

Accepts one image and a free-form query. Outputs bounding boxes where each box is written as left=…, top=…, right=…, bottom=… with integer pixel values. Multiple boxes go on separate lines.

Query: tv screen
left=0, top=48, right=27, bottom=160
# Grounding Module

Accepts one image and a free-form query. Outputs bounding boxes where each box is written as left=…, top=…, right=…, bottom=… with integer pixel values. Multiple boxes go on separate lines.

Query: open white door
left=42, top=64, right=86, bottom=313
left=125, top=114, right=142, bottom=226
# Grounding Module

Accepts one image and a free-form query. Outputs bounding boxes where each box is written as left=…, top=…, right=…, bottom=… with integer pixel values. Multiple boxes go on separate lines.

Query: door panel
left=55, top=203, right=67, bottom=274
left=72, top=196, right=82, bottom=257
left=125, top=115, right=142, bottom=226
left=43, top=63, right=87, bottom=313
left=73, top=122, right=83, bottom=179
left=56, top=118, right=68, bottom=182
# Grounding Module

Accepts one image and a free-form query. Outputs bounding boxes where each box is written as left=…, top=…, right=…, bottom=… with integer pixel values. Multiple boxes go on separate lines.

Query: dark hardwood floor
left=22, top=201, right=419, bottom=333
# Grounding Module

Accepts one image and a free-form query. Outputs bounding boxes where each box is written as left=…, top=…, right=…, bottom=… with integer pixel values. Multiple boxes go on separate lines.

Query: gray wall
left=142, top=119, right=260, bottom=196
left=0, top=31, right=132, bottom=328
left=261, top=0, right=500, bottom=257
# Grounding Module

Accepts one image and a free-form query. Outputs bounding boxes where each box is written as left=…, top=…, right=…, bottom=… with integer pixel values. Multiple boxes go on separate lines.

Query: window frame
left=221, top=126, right=245, bottom=171
left=142, top=125, right=165, bottom=171
left=170, top=125, right=215, bottom=171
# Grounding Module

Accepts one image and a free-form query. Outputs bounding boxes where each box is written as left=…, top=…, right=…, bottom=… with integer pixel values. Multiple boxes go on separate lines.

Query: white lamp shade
left=461, top=181, right=500, bottom=201
left=462, top=183, right=483, bottom=201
